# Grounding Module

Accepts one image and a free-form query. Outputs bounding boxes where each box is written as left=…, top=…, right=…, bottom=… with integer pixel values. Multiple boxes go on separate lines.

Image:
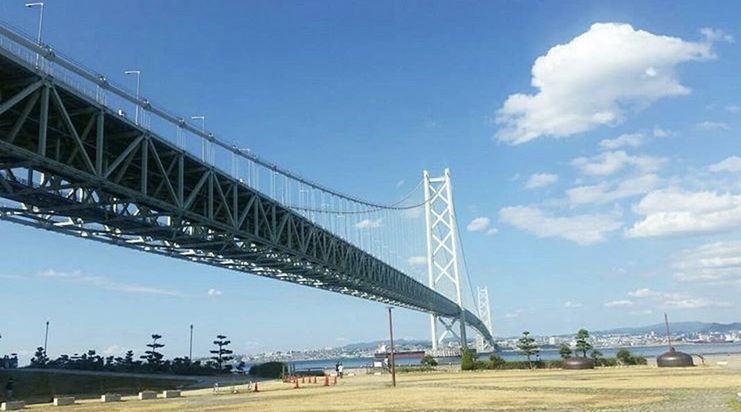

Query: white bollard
left=138, top=391, right=157, bottom=400
left=162, top=390, right=181, bottom=399
left=100, top=393, right=121, bottom=403
left=53, top=397, right=75, bottom=406
left=0, top=401, right=25, bottom=411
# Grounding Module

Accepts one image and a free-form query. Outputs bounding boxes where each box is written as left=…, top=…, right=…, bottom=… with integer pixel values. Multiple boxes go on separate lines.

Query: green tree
left=460, top=348, right=475, bottom=371
left=210, top=335, right=234, bottom=371
left=574, top=329, right=593, bottom=357
left=516, top=331, right=539, bottom=369
left=558, top=343, right=573, bottom=359
left=141, top=334, right=165, bottom=368
left=30, top=346, right=49, bottom=367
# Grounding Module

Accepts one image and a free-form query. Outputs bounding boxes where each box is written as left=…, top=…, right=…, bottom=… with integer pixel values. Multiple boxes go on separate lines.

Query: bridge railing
left=0, top=20, right=431, bottom=278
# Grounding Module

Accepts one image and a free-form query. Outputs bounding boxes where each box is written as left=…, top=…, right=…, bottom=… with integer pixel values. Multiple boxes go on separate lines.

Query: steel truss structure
left=476, top=287, right=494, bottom=353
left=424, top=169, right=474, bottom=351
left=0, top=34, right=494, bottom=347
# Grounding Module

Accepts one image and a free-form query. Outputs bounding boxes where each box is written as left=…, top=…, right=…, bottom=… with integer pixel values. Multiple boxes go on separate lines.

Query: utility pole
left=387, top=307, right=396, bottom=387
left=43, top=320, right=49, bottom=355
left=189, top=324, right=194, bottom=361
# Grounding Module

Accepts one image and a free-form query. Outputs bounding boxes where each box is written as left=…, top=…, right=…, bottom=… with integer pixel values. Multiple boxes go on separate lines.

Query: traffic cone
left=313, top=376, right=317, bottom=384
left=301, top=376, right=305, bottom=384
left=294, top=379, right=299, bottom=389
left=324, top=375, right=329, bottom=386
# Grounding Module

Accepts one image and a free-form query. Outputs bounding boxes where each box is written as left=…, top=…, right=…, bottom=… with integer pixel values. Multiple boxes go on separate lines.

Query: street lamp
left=191, top=115, right=206, bottom=161
left=386, top=307, right=396, bottom=387
left=124, top=70, right=141, bottom=125
left=43, top=320, right=49, bottom=355
left=24, top=2, right=44, bottom=67
left=189, top=324, right=194, bottom=361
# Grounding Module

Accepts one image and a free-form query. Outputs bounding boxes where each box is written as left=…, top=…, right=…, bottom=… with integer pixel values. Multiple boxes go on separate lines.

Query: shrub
left=489, top=354, right=506, bottom=369
left=421, top=355, right=438, bottom=367
left=460, top=349, right=475, bottom=371
left=615, top=349, right=646, bottom=365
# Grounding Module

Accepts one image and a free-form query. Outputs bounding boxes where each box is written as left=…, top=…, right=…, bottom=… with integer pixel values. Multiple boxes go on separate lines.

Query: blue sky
left=1, top=0, right=740, bottom=361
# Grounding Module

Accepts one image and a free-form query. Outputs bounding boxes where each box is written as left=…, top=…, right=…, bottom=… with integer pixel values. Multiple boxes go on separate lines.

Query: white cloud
left=599, top=133, right=643, bottom=150
left=627, top=288, right=661, bottom=298
left=355, top=218, right=383, bottom=229
left=504, top=309, right=525, bottom=319
left=567, top=174, right=662, bottom=205
left=725, top=105, right=741, bottom=113
left=466, top=217, right=491, bottom=232
left=407, top=256, right=427, bottom=266
left=626, top=189, right=741, bottom=238
left=662, top=298, right=728, bottom=309
left=604, top=299, right=634, bottom=308
left=486, top=227, right=499, bottom=236
left=494, top=23, right=715, bottom=144
left=38, top=269, right=182, bottom=296
left=708, top=156, right=741, bottom=173
left=630, top=309, right=654, bottom=315
left=695, top=121, right=729, bottom=131
left=652, top=126, right=672, bottom=137
left=571, top=151, right=665, bottom=176
left=564, top=301, right=583, bottom=308
left=103, top=345, right=125, bottom=356
left=673, top=241, right=741, bottom=284
left=498, top=205, right=622, bottom=245
left=207, top=288, right=223, bottom=297
left=524, top=173, right=559, bottom=189
left=700, top=28, right=734, bottom=43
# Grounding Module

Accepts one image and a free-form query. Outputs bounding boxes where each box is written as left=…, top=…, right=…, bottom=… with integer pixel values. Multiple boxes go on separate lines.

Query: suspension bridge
left=0, top=21, right=494, bottom=352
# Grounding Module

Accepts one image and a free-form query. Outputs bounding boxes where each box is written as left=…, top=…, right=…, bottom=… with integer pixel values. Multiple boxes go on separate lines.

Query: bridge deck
left=0, top=27, right=493, bottom=346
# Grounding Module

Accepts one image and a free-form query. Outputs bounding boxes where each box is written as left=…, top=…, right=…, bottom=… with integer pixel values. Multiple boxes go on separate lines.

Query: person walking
left=338, top=362, right=344, bottom=379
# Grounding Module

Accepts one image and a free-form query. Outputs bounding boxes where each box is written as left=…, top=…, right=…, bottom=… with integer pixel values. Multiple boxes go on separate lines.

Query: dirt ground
left=22, top=354, right=741, bottom=411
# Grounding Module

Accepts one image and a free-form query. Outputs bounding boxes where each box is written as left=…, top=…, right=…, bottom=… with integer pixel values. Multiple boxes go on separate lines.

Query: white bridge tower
left=423, top=168, right=468, bottom=353
left=476, top=286, right=494, bottom=353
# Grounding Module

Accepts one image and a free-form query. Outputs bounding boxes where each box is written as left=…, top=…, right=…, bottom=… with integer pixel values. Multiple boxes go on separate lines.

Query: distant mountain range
left=594, top=321, right=741, bottom=336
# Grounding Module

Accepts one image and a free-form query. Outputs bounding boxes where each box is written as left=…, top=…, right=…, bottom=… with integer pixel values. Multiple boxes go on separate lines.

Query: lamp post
left=43, top=320, right=49, bottom=355
left=123, top=70, right=141, bottom=125
left=189, top=324, right=194, bottom=361
left=24, top=2, right=44, bottom=67
left=191, top=115, right=206, bottom=161
left=386, top=307, right=396, bottom=387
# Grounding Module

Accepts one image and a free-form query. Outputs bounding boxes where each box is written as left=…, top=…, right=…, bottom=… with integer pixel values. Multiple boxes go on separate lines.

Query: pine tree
left=30, top=346, right=49, bottom=367
left=575, top=329, right=593, bottom=357
left=210, top=335, right=234, bottom=372
left=558, top=343, right=572, bottom=359
left=141, top=334, right=165, bottom=368
left=516, top=331, right=539, bottom=369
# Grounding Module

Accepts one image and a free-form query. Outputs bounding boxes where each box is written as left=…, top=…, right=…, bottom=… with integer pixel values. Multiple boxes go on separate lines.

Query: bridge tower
left=476, top=286, right=494, bottom=353
left=423, top=168, right=468, bottom=353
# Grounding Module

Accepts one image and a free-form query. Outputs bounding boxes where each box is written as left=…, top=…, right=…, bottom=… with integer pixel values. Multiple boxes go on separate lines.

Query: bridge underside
left=0, top=47, right=493, bottom=346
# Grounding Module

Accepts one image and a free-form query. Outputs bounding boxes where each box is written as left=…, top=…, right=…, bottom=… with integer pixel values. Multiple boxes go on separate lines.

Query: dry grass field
left=23, top=355, right=741, bottom=411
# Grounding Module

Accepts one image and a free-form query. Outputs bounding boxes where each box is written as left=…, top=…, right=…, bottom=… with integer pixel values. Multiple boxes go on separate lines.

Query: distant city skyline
left=1, top=0, right=740, bottom=361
